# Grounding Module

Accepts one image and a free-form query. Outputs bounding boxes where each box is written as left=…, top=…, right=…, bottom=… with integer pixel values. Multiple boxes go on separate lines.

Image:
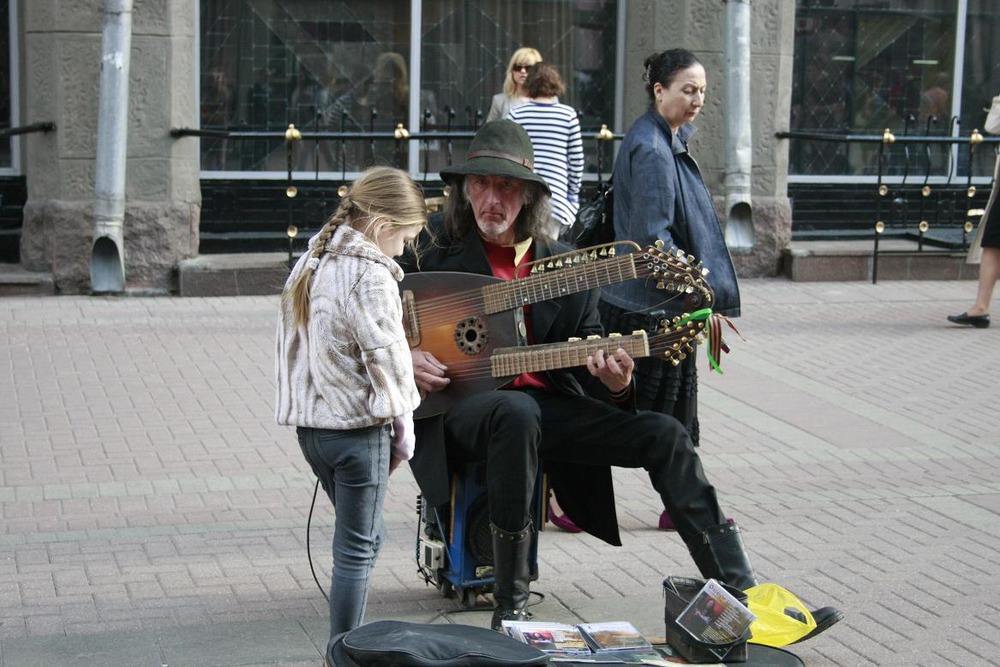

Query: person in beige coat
left=486, top=47, right=543, bottom=122
left=275, top=166, right=426, bottom=661
left=949, top=94, right=1000, bottom=328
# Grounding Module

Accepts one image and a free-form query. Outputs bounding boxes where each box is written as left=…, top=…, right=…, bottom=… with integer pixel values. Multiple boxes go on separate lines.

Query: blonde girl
left=486, top=47, right=543, bottom=121
left=275, top=166, right=426, bottom=656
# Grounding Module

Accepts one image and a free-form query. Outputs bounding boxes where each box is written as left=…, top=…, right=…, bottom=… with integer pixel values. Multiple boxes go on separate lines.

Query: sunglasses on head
left=512, top=64, right=534, bottom=73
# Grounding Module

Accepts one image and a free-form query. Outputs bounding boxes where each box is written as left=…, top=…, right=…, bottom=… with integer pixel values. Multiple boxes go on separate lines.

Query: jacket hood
left=319, top=225, right=404, bottom=281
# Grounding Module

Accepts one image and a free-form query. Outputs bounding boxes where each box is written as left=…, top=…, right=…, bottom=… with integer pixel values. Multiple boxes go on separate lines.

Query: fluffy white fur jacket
left=275, top=225, right=420, bottom=430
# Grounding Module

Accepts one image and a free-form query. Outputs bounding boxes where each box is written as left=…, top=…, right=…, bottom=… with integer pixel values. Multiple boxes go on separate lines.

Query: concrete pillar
left=620, top=0, right=795, bottom=277
left=20, top=0, right=200, bottom=294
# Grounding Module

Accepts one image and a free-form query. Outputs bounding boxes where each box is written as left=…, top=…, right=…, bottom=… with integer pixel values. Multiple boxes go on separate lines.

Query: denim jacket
left=602, top=108, right=740, bottom=318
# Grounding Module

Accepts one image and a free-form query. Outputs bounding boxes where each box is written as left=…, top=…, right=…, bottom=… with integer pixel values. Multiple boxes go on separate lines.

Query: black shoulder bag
left=562, top=180, right=614, bottom=248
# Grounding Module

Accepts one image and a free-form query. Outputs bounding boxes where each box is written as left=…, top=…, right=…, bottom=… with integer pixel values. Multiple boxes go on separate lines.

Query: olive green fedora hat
left=440, top=119, right=551, bottom=195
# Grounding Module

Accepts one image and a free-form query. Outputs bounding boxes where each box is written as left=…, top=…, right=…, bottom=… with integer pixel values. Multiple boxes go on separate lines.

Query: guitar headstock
left=646, top=312, right=711, bottom=367
left=636, top=241, right=715, bottom=310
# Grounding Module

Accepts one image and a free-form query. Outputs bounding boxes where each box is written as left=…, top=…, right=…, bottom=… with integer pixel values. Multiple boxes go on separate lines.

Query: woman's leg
left=297, top=425, right=390, bottom=648
left=970, top=247, right=1000, bottom=315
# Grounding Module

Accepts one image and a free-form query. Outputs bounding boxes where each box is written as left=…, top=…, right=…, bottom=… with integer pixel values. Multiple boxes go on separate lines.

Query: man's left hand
left=587, top=347, right=634, bottom=394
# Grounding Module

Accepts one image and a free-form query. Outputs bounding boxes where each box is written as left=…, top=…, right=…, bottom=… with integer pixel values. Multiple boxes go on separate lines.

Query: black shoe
left=947, top=312, right=990, bottom=328
left=490, top=606, right=532, bottom=632
left=790, top=606, right=844, bottom=644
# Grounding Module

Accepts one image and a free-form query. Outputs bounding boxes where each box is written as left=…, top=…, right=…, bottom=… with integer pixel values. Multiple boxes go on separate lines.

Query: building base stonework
left=717, top=196, right=792, bottom=278
left=20, top=200, right=199, bottom=294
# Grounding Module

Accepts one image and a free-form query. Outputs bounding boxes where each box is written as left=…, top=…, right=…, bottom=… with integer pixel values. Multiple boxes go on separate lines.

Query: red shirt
left=482, top=239, right=549, bottom=391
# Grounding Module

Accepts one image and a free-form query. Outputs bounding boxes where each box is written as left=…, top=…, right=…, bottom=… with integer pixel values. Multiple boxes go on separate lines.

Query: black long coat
left=399, top=223, right=633, bottom=546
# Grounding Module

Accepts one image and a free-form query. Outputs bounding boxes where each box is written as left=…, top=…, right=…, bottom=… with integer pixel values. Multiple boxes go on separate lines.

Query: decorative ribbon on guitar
left=674, top=309, right=745, bottom=374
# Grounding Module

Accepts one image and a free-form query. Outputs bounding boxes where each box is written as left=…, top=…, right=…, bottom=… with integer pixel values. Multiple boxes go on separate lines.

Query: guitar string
left=420, top=330, right=697, bottom=383
left=401, top=250, right=640, bottom=315
left=405, top=256, right=694, bottom=320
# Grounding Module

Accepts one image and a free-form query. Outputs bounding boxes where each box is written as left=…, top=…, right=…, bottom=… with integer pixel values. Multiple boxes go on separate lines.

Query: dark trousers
left=442, top=388, right=725, bottom=547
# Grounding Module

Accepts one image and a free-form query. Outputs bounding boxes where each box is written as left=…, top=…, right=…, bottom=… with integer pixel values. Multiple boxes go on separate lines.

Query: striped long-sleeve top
left=508, top=101, right=584, bottom=229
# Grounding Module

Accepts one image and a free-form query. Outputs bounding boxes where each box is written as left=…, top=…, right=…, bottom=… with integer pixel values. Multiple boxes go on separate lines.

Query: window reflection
left=0, top=0, right=10, bottom=169
left=789, top=0, right=1000, bottom=178
left=199, top=0, right=618, bottom=176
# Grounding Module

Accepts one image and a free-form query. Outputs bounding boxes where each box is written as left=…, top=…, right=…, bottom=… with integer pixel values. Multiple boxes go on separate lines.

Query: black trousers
left=442, top=387, right=725, bottom=548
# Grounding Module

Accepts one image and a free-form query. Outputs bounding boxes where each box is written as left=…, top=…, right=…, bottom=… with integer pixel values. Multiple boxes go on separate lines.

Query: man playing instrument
left=399, top=120, right=841, bottom=642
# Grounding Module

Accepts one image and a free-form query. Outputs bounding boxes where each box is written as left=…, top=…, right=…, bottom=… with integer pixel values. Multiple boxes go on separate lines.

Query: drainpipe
left=90, top=0, right=133, bottom=294
left=723, top=0, right=754, bottom=250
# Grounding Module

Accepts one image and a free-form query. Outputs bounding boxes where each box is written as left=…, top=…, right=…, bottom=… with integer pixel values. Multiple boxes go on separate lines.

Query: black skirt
left=981, top=195, right=1000, bottom=249
left=598, top=300, right=701, bottom=446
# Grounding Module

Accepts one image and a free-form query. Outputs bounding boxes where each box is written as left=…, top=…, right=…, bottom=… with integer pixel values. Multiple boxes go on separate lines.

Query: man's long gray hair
left=442, top=177, right=552, bottom=243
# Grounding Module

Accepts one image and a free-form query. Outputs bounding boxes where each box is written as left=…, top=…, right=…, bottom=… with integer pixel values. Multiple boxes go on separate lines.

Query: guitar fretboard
left=481, top=253, right=639, bottom=314
left=490, top=333, right=650, bottom=377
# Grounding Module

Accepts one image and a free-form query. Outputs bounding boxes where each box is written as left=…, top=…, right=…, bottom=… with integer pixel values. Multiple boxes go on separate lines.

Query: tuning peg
left=546, top=260, right=555, bottom=269
left=608, top=332, right=622, bottom=338
left=654, top=240, right=664, bottom=249
left=586, top=334, right=601, bottom=340
left=555, top=259, right=564, bottom=268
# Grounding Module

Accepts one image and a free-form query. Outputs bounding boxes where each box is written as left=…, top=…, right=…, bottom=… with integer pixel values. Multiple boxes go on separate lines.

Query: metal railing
left=0, top=122, right=57, bottom=139
left=173, top=121, right=622, bottom=264
left=777, top=128, right=999, bottom=283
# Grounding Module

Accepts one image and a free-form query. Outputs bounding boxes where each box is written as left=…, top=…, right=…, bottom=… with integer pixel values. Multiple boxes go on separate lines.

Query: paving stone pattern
left=0, top=280, right=997, bottom=666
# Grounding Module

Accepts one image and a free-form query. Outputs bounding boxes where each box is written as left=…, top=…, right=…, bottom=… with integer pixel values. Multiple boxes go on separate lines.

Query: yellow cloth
left=745, top=583, right=818, bottom=647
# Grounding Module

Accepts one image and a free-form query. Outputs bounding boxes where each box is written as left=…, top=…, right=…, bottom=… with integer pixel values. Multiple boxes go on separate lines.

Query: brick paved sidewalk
left=1, top=279, right=998, bottom=666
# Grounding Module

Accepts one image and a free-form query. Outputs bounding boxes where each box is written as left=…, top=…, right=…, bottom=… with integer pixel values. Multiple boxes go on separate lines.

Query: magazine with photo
left=504, top=620, right=665, bottom=662
left=501, top=620, right=593, bottom=655
left=578, top=621, right=655, bottom=653
left=674, top=578, right=756, bottom=657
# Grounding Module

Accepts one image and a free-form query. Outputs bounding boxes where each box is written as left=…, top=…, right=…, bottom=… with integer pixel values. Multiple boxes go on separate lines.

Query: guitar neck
left=490, top=332, right=650, bottom=377
left=482, top=253, right=638, bottom=314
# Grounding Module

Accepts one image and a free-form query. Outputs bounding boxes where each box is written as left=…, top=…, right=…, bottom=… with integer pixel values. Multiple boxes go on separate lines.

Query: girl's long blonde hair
left=502, top=47, right=543, bottom=98
left=284, top=166, right=427, bottom=328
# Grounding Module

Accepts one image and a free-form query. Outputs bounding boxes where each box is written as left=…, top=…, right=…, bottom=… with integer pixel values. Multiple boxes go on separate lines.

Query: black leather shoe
left=947, top=312, right=990, bottom=328
left=789, top=606, right=844, bottom=644
left=490, top=606, right=532, bottom=632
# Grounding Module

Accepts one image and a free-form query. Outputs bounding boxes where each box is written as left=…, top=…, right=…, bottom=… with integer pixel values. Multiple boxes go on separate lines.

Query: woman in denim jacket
left=600, top=49, right=740, bottom=530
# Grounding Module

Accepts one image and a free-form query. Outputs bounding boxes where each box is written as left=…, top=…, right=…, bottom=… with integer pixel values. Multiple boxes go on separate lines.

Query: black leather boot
left=490, top=521, right=533, bottom=631
left=689, top=521, right=759, bottom=590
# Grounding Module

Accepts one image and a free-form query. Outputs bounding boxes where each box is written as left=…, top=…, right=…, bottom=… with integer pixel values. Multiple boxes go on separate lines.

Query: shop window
left=791, top=0, right=964, bottom=177
left=199, top=0, right=618, bottom=176
left=0, top=0, right=11, bottom=169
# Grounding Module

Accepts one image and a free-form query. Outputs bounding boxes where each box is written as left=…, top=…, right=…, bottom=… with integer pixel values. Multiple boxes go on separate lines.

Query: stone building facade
left=11, top=0, right=796, bottom=293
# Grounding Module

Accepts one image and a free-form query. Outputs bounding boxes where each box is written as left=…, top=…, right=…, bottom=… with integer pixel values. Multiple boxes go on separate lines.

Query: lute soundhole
left=454, top=317, right=490, bottom=355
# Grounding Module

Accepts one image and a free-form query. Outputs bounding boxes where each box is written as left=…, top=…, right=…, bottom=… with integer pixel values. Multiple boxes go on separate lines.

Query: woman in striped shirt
left=508, top=63, right=584, bottom=240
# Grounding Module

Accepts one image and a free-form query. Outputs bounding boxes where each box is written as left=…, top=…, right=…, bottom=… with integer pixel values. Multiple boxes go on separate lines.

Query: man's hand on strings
left=587, top=347, right=634, bottom=395
left=411, top=349, right=450, bottom=394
